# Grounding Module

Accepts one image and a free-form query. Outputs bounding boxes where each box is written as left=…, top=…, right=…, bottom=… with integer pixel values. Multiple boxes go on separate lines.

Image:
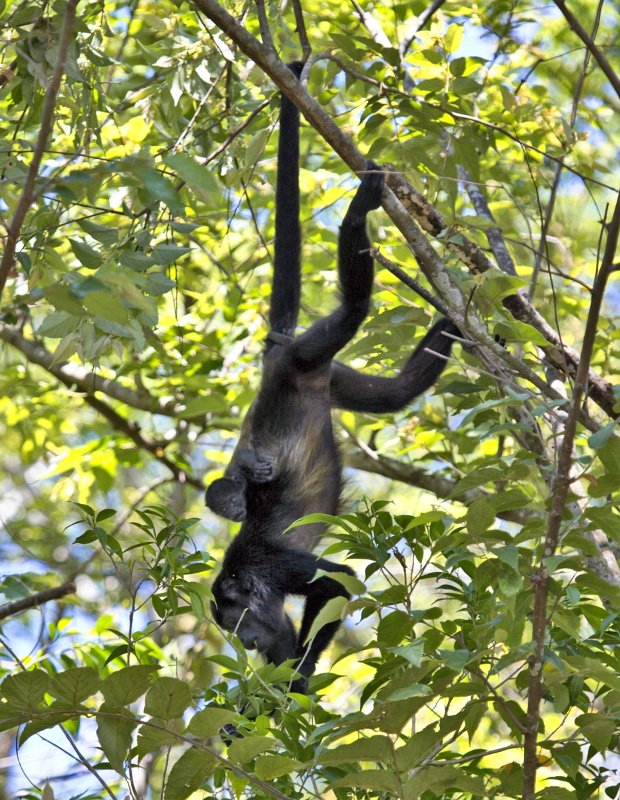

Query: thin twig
left=0, top=0, right=78, bottom=300
left=255, top=0, right=275, bottom=52
left=371, top=248, right=451, bottom=317
left=531, top=0, right=603, bottom=295
left=552, top=0, right=620, bottom=102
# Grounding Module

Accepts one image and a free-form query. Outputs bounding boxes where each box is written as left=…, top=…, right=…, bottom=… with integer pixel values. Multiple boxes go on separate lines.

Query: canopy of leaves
left=0, top=0, right=618, bottom=798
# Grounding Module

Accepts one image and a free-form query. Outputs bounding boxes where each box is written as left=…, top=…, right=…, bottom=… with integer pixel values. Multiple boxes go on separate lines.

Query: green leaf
left=227, top=735, right=274, bottom=763
left=244, top=130, right=270, bottom=168
left=444, top=25, right=463, bottom=53
left=136, top=718, right=178, bottom=757
left=330, top=770, right=400, bottom=792
left=575, top=713, right=615, bottom=752
left=70, top=239, right=104, bottom=269
left=36, top=312, right=81, bottom=338
left=598, top=437, right=620, bottom=478
left=164, top=152, right=221, bottom=204
left=376, top=610, right=414, bottom=646
left=314, top=569, right=366, bottom=595
left=466, top=498, right=495, bottom=537
left=320, top=735, right=392, bottom=765
left=438, top=649, right=470, bottom=672
left=588, top=422, right=616, bottom=449
left=144, top=677, right=191, bottom=720
left=100, top=665, right=159, bottom=707
left=395, top=726, right=442, bottom=770
left=404, top=765, right=485, bottom=798
left=150, top=244, right=191, bottom=266
left=83, top=290, right=131, bottom=324
left=187, top=707, right=236, bottom=738
left=493, top=545, right=520, bottom=572
left=304, top=595, right=347, bottom=644
left=382, top=683, right=432, bottom=701
left=0, top=670, right=48, bottom=710
left=254, top=754, right=303, bottom=780
left=97, top=703, right=136, bottom=774
left=391, top=640, right=424, bottom=666
left=48, top=667, right=100, bottom=705
left=164, top=748, right=216, bottom=800
left=140, top=169, right=183, bottom=214
left=77, top=219, right=118, bottom=245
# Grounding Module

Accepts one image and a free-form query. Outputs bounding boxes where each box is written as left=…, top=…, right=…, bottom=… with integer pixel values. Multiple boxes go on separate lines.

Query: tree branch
left=0, top=581, right=75, bottom=621
left=0, top=0, right=78, bottom=301
left=344, top=447, right=530, bottom=525
left=522, top=191, right=620, bottom=800
left=83, top=393, right=204, bottom=492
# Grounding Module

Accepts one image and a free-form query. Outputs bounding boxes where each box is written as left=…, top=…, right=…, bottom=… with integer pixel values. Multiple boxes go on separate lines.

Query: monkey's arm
left=329, top=317, right=460, bottom=412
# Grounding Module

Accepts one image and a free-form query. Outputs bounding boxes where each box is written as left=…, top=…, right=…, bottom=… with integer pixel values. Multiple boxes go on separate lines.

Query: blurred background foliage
left=0, top=0, right=618, bottom=797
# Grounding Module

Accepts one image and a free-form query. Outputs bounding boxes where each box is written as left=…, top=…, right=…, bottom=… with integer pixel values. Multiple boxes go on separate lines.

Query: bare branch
left=371, top=249, right=452, bottom=317
left=0, top=581, right=75, bottom=621
left=0, top=0, right=78, bottom=301
left=522, top=191, right=620, bottom=800
left=457, top=166, right=517, bottom=276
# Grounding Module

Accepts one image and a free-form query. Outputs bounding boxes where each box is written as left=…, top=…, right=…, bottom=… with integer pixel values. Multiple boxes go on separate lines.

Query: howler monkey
left=207, top=63, right=459, bottom=691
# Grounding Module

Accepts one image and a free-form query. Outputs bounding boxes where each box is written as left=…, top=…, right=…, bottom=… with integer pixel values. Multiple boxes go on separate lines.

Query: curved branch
left=83, top=393, right=204, bottom=491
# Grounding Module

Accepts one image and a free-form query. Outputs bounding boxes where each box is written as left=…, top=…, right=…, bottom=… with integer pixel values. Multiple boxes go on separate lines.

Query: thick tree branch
left=386, top=168, right=616, bottom=420
left=553, top=0, right=620, bottom=102
left=0, top=581, right=75, bottom=621
left=522, top=192, right=620, bottom=800
left=0, top=0, right=78, bottom=300
left=192, top=0, right=615, bottom=422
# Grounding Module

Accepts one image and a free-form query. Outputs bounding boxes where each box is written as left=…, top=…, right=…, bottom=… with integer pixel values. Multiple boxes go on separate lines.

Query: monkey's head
left=211, top=569, right=285, bottom=654
left=205, top=477, right=246, bottom=522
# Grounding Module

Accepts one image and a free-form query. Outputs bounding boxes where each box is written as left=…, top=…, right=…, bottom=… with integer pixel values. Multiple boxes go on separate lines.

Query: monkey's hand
left=345, top=161, right=385, bottom=224
left=237, top=448, right=276, bottom=483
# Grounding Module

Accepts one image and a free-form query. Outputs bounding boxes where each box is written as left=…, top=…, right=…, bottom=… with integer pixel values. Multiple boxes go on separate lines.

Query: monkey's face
left=211, top=572, right=283, bottom=653
left=205, top=478, right=247, bottom=522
